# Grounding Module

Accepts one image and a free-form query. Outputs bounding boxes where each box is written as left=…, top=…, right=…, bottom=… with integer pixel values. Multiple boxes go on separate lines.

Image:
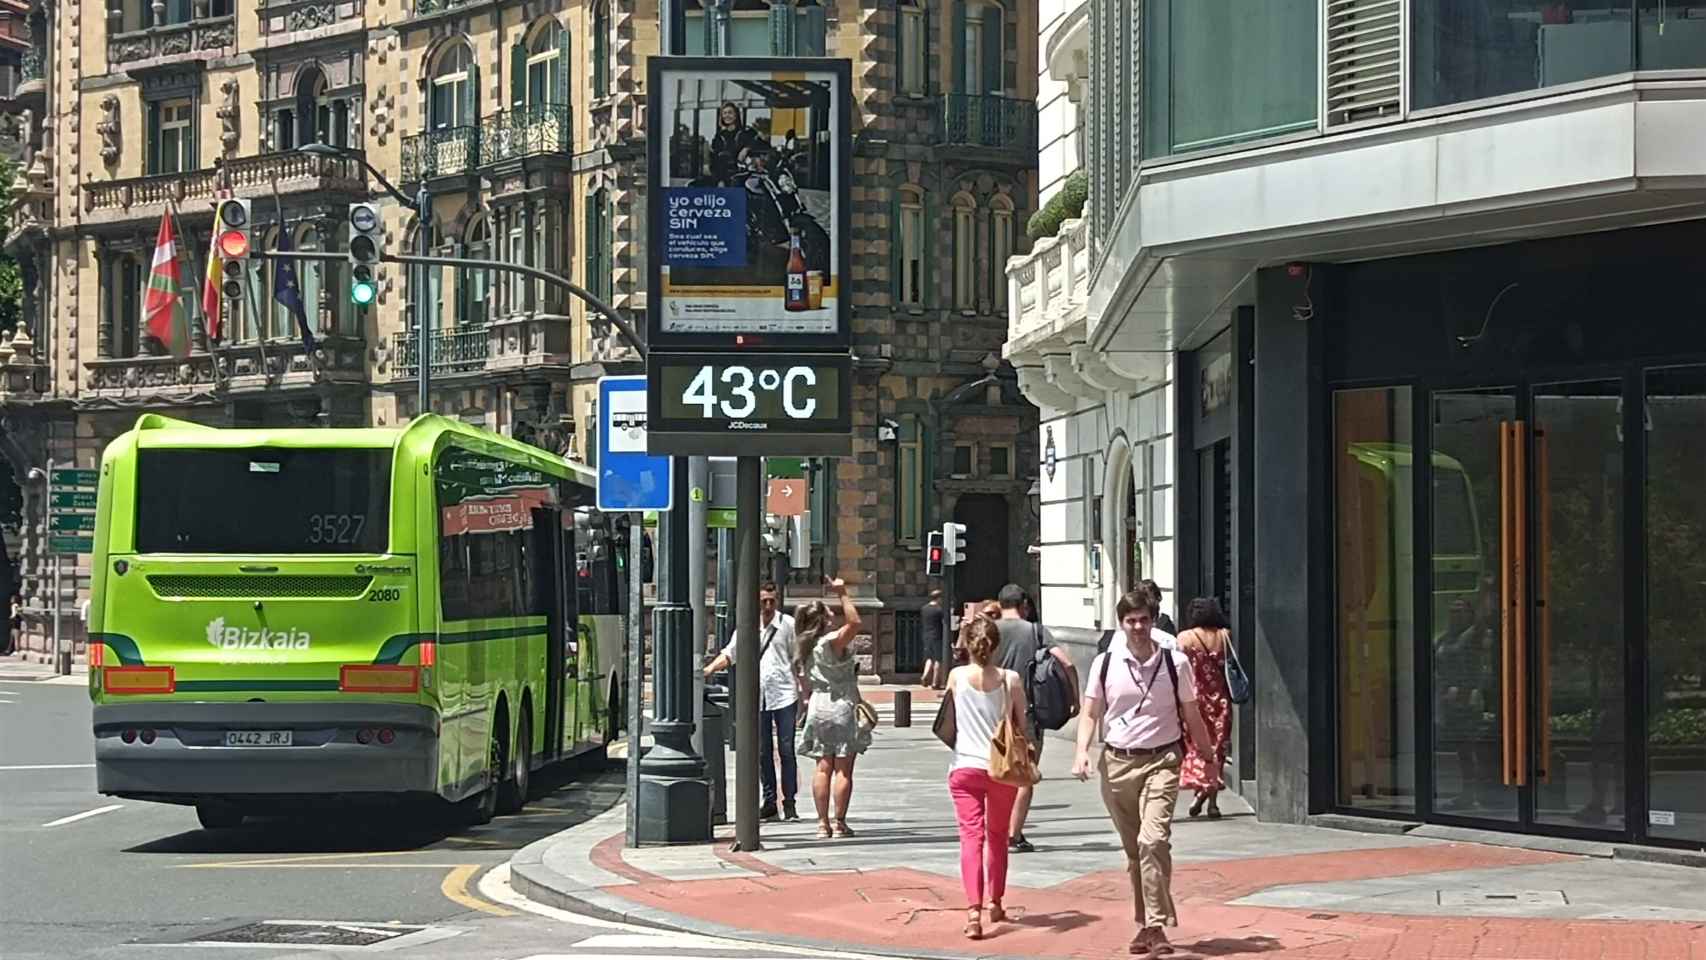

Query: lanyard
left=1112, top=653, right=1166, bottom=731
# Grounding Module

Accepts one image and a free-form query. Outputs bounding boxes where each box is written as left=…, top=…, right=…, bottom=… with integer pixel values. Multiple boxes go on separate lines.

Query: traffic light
left=762, top=514, right=788, bottom=553
left=347, top=202, right=381, bottom=306
left=942, top=522, right=967, bottom=566
left=214, top=198, right=251, bottom=305
left=788, top=513, right=810, bottom=569
left=924, top=531, right=944, bottom=576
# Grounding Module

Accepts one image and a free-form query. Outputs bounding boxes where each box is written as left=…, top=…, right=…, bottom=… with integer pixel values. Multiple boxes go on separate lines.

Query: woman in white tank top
left=944, top=615, right=1030, bottom=940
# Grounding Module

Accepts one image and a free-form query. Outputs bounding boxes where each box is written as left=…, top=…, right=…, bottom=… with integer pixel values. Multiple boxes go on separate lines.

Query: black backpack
left=1026, top=624, right=1080, bottom=731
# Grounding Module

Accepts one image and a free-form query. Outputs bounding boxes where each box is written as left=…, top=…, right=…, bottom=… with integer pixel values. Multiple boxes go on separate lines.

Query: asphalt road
left=0, top=677, right=633, bottom=960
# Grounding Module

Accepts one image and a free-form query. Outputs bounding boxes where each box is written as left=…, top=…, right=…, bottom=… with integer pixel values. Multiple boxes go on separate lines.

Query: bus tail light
left=121, top=729, right=137, bottom=744
left=377, top=727, right=395, bottom=745
left=339, top=665, right=419, bottom=694
left=356, top=728, right=373, bottom=744
left=418, top=642, right=436, bottom=667
left=105, top=666, right=175, bottom=695
left=89, top=642, right=104, bottom=667
left=139, top=729, right=157, bottom=744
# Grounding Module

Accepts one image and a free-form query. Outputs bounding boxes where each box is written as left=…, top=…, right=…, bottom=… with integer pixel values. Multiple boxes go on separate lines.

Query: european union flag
left=272, top=230, right=317, bottom=352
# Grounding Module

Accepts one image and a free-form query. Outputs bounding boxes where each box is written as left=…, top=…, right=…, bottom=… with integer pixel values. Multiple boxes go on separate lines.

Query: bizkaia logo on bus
left=205, top=617, right=312, bottom=652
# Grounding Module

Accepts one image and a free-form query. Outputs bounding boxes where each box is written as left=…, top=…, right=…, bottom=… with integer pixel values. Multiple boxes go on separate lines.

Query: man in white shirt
left=1073, top=588, right=1212, bottom=957
left=703, top=581, right=800, bottom=821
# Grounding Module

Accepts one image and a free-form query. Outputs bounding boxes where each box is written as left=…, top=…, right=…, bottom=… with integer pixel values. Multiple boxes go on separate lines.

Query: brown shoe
left=1148, top=928, right=1176, bottom=956
left=1129, top=930, right=1152, bottom=955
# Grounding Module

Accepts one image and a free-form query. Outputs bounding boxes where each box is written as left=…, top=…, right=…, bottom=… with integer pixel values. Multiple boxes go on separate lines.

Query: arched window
left=430, top=43, right=475, bottom=130
left=294, top=69, right=350, bottom=148
left=524, top=20, right=568, bottom=109
left=461, top=216, right=491, bottom=328
left=895, top=185, right=926, bottom=307
left=990, top=194, right=1013, bottom=311
left=951, top=192, right=976, bottom=310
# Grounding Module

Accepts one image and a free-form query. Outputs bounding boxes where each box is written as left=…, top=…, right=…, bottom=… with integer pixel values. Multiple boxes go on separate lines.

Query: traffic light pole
left=415, top=187, right=432, bottom=416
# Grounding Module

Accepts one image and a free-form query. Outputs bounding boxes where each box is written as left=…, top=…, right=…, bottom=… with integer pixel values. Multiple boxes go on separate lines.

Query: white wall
left=1037, top=0, right=1084, bottom=206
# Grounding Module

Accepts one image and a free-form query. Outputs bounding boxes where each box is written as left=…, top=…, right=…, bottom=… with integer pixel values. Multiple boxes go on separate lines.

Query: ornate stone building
left=0, top=0, right=1041, bottom=673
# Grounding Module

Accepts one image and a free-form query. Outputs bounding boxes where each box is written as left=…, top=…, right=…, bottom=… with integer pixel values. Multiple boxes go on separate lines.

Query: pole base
left=635, top=771, right=713, bottom=844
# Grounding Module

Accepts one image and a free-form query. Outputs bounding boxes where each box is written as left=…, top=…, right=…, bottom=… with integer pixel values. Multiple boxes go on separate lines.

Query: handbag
left=989, top=690, right=1041, bottom=787
left=855, top=700, right=879, bottom=734
left=932, top=689, right=958, bottom=748
left=1223, top=632, right=1252, bottom=705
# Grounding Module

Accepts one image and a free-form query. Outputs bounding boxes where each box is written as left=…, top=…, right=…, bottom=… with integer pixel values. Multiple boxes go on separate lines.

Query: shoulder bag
left=989, top=678, right=1041, bottom=787
left=1222, top=631, right=1252, bottom=705
left=932, top=682, right=958, bottom=748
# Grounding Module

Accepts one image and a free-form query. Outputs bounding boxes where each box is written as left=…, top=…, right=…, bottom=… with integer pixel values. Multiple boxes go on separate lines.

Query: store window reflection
left=1333, top=387, right=1418, bottom=813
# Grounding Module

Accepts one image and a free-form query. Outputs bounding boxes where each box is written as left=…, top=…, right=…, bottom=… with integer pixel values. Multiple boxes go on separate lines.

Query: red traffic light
left=218, top=230, right=250, bottom=258
left=929, top=546, right=942, bottom=563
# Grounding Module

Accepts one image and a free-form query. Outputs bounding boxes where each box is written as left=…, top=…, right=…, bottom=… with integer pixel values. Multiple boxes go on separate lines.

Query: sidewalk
left=0, top=654, right=86, bottom=683
left=516, top=691, right=1706, bottom=960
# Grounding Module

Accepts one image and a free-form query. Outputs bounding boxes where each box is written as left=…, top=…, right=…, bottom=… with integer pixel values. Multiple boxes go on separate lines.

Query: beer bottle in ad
left=785, top=230, right=809, bottom=312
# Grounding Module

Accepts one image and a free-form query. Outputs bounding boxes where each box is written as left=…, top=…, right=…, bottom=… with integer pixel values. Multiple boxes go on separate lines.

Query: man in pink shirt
left=1073, top=589, right=1212, bottom=956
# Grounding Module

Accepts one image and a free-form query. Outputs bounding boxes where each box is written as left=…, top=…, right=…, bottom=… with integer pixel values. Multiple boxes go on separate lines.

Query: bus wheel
left=195, top=801, right=245, bottom=830
left=497, top=712, right=530, bottom=815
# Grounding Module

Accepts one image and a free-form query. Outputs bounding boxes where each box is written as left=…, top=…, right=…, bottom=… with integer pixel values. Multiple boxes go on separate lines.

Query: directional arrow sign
left=48, top=535, right=93, bottom=555
left=50, top=514, right=96, bottom=533
left=51, top=490, right=98, bottom=511
left=51, top=468, right=98, bottom=488
left=766, top=477, right=807, bottom=517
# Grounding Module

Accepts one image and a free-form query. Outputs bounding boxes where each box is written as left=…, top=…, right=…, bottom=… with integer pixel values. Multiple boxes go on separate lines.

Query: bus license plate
left=224, top=730, right=292, bottom=747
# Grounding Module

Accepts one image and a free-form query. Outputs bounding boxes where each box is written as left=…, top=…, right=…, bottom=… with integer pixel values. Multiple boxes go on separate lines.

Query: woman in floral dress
left=795, top=576, right=869, bottom=839
left=1177, top=597, right=1234, bottom=818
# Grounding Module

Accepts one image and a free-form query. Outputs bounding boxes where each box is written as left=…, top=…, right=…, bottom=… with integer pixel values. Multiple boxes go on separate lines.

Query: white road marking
left=43, top=803, right=123, bottom=827
left=0, top=763, right=95, bottom=771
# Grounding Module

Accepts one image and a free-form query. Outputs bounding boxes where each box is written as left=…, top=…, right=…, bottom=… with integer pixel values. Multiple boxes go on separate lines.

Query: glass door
left=1643, top=367, right=1706, bottom=844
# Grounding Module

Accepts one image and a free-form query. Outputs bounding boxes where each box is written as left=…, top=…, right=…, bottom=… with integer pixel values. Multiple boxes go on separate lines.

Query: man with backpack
left=1073, top=589, right=1212, bottom=956
left=993, top=584, right=1079, bottom=853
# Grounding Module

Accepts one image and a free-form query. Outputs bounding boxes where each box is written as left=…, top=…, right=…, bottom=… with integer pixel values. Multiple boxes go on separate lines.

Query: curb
left=507, top=805, right=1010, bottom=960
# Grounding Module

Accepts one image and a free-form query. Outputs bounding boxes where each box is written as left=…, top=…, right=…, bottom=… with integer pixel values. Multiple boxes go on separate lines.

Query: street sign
left=707, top=508, right=737, bottom=528
left=645, top=351, right=853, bottom=457
left=647, top=57, right=853, bottom=352
left=52, top=468, right=98, bottom=488
left=50, top=490, right=97, bottom=511
left=597, top=376, right=674, bottom=513
left=50, top=514, right=96, bottom=534
left=49, top=536, right=93, bottom=554
left=765, top=457, right=805, bottom=478
left=766, top=477, right=807, bottom=516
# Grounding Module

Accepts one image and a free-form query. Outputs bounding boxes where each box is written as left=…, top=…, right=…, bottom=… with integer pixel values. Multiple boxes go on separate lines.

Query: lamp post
left=300, top=143, right=432, bottom=416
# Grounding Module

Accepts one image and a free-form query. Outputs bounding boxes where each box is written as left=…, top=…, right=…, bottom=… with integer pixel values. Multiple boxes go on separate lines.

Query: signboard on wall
left=647, top=56, right=852, bottom=351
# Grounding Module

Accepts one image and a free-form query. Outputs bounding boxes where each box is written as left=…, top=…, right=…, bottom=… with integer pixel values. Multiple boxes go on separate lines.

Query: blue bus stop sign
left=597, top=376, right=674, bottom=513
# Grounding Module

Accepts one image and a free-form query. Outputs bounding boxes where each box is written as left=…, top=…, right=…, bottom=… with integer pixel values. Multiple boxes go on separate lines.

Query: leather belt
left=1104, top=740, right=1180, bottom=760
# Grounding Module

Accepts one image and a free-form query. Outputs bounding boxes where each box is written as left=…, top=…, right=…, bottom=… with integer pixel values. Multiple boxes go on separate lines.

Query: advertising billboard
left=648, top=56, right=852, bottom=350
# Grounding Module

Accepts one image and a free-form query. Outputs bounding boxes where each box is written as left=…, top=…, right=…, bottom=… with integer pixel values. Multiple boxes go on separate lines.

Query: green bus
left=88, top=414, right=629, bottom=829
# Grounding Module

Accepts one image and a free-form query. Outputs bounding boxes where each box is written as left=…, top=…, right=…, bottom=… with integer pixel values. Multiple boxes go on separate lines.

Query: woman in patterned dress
left=794, top=576, right=869, bottom=839
left=1178, top=597, right=1234, bottom=819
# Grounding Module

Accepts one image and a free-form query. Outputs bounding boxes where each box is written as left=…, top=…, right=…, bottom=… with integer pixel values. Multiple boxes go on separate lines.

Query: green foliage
left=0, top=157, right=20, bottom=335
left=1026, top=169, right=1089, bottom=242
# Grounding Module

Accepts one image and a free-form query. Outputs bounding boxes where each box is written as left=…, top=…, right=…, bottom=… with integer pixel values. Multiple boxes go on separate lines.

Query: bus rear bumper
left=93, top=701, right=440, bottom=801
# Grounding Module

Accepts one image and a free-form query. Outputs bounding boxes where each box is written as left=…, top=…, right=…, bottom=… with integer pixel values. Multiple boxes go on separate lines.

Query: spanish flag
left=201, top=199, right=224, bottom=343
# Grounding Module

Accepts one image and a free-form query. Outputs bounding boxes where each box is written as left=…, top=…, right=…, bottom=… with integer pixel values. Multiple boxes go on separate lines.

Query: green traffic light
left=351, top=281, right=376, bottom=306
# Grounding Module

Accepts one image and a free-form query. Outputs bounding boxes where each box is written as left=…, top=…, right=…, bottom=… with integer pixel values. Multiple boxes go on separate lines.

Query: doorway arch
left=1101, top=432, right=1145, bottom=615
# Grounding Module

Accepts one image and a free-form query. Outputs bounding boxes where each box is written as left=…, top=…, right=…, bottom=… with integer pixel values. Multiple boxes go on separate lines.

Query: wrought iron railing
left=391, top=327, right=489, bottom=376
left=401, top=126, right=479, bottom=182
left=414, top=0, right=474, bottom=14
left=478, top=105, right=572, bottom=166
left=934, top=94, right=1037, bottom=151
left=19, top=45, right=43, bottom=85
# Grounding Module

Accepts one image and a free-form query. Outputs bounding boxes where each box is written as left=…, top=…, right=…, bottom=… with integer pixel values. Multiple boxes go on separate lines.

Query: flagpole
left=269, top=170, right=316, bottom=354
left=163, top=198, right=202, bottom=354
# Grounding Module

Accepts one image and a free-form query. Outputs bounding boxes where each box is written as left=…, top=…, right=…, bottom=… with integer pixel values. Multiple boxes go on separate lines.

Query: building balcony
left=81, top=150, right=367, bottom=228
left=413, top=0, right=473, bottom=15
left=933, top=94, right=1037, bottom=153
left=106, top=15, right=236, bottom=70
left=402, top=108, right=572, bottom=185
left=391, top=327, right=490, bottom=377
left=385, top=312, right=585, bottom=383
left=84, top=336, right=368, bottom=402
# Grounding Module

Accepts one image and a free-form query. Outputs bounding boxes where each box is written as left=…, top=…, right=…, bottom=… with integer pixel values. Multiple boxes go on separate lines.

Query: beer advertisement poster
left=648, top=57, right=852, bottom=349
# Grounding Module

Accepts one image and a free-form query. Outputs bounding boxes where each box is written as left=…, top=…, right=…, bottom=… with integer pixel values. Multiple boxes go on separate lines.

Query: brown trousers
left=1098, top=743, right=1182, bottom=928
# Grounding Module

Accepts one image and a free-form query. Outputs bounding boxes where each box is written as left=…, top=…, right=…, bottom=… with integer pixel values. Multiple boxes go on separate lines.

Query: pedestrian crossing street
left=514, top=931, right=858, bottom=960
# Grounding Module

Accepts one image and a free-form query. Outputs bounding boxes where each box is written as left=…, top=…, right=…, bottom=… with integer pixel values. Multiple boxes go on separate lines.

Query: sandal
left=815, top=823, right=833, bottom=839
left=832, top=820, right=856, bottom=838
left=988, top=903, right=1008, bottom=924
left=1188, top=795, right=1206, bottom=818
left=964, top=909, right=983, bottom=941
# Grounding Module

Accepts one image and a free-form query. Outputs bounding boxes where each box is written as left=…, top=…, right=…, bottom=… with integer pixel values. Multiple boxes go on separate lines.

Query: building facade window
left=103, top=254, right=144, bottom=358
left=898, top=0, right=926, bottom=95
left=952, top=193, right=975, bottom=310
left=957, top=0, right=1006, bottom=94
left=896, top=186, right=926, bottom=307
left=951, top=442, right=975, bottom=477
left=592, top=2, right=609, bottom=99
left=896, top=416, right=925, bottom=544
left=149, top=99, right=195, bottom=175
left=988, top=443, right=1012, bottom=478
left=584, top=188, right=612, bottom=302
left=305, top=71, right=351, bottom=148
left=461, top=217, right=491, bottom=327
left=990, top=195, right=1013, bottom=311
left=1140, top=0, right=1316, bottom=159
left=525, top=22, right=567, bottom=107
left=431, top=43, right=475, bottom=129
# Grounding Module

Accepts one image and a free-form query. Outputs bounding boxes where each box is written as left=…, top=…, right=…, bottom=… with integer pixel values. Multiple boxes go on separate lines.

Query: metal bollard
left=893, top=689, right=912, bottom=728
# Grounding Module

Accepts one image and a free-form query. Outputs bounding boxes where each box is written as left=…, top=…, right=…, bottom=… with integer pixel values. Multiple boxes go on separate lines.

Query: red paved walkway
left=592, top=836, right=1706, bottom=960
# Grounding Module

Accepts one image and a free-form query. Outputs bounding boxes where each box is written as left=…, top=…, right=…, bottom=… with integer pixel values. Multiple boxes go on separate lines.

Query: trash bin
left=702, top=685, right=729, bottom=826
left=712, top=668, right=737, bottom=747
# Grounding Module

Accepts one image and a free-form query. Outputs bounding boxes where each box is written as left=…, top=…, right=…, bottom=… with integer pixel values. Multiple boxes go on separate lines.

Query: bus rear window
left=134, top=448, right=392, bottom=554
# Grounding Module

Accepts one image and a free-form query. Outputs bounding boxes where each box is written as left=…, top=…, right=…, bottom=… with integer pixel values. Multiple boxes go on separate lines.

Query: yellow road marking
left=180, top=862, right=473, bottom=869
left=177, top=849, right=466, bottom=869
left=439, top=836, right=506, bottom=846
left=440, top=864, right=514, bottom=917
